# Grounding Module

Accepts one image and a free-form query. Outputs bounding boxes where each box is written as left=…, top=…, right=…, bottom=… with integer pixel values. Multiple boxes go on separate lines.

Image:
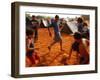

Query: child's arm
left=82, top=39, right=89, bottom=54
left=85, top=39, right=89, bottom=54
left=59, top=24, right=64, bottom=31
left=27, top=40, right=34, bottom=51
left=27, top=44, right=34, bottom=51
left=47, top=25, right=52, bottom=37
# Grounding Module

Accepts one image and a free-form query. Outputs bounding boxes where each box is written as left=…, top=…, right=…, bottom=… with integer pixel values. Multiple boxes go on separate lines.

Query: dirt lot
left=26, top=28, right=86, bottom=67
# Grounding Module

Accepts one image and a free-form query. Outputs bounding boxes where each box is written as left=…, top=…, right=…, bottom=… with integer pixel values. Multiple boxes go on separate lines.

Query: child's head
left=32, top=15, right=36, bottom=20
left=77, top=17, right=83, bottom=23
left=26, top=29, right=33, bottom=38
left=74, top=32, right=82, bottom=40
left=55, top=15, right=59, bottom=21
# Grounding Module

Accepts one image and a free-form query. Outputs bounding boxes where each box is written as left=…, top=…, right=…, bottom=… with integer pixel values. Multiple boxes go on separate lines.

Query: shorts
left=54, top=32, right=62, bottom=42
left=26, top=50, right=34, bottom=57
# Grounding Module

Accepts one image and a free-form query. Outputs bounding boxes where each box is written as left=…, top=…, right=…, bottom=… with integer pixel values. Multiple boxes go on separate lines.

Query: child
left=26, top=29, right=40, bottom=67
left=48, top=15, right=63, bottom=51
left=68, top=32, right=89, bottom=64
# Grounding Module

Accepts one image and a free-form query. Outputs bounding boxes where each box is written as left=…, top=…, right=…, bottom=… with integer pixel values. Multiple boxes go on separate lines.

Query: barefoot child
left=48, top=15, right=63, bottom=51
left=26, top=29, right=40, bottom=67
left=68, top=32, right=89, bottom=64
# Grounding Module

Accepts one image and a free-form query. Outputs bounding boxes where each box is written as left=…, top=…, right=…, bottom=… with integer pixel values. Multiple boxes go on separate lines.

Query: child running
left=48, top=15, right=63, bottom=51
left=68, top=32, right=89, bottom=64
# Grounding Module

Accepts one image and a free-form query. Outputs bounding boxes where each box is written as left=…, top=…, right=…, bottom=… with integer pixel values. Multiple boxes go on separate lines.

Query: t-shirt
left=31, top=20, right=38, bottom=30
left=72, top=41, right=80, bottom=53
left=51, top=21, right=60, bottom=35
left=77, top=23, right=83, bottom=33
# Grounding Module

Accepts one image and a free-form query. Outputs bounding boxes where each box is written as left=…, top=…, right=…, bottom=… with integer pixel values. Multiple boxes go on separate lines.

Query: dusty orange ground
left=26, top=28, right=88, bottom=67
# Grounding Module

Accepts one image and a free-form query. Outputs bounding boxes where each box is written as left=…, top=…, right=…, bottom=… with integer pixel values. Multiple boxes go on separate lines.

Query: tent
left=61, top=21, right=78, bottom=34
left=40, top=19, right=51, bottom=28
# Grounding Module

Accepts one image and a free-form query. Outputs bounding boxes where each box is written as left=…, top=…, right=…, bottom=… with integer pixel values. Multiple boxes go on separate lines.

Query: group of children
left=26, top=15, right=90, bottom=67
left=68, top=17, right=89, bottom=64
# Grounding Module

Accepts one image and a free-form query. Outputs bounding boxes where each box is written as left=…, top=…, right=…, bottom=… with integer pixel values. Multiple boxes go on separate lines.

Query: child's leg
left=27, top=52, right=35, bottom=65
left=26, top=56, right=32, bottom=67
left=35, top=53, right=40, bottom=61
left=48, top=40, right=56, bottom=51
left=28, top=56, right=35, bottom=66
